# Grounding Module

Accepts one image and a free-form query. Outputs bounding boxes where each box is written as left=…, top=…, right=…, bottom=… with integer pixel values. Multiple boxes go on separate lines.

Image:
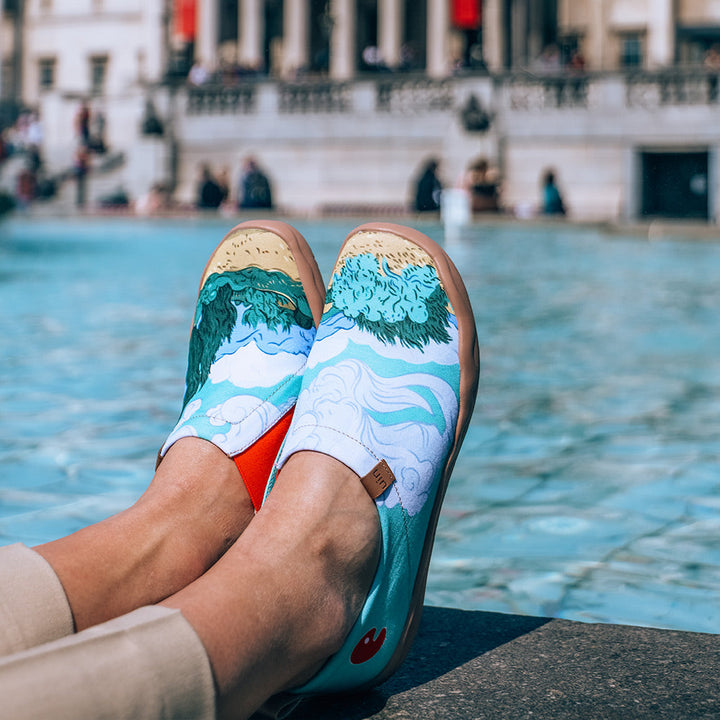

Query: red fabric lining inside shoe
left=234, top=407, right=295, bottom=511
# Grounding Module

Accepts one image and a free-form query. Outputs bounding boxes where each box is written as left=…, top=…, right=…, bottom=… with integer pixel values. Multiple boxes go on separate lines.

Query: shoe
left=266, top=222, right=480, bottom=694
left=159, top=220, right=325, bottom=510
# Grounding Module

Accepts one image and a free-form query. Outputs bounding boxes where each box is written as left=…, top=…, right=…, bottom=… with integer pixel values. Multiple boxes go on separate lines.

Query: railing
left=626, top=69, right=720, bottom=108
left=186, top=84, right=256, bottom=115
left=503, top=68, right=720, bottom=112
left=376, top=77, right=455, bottom=113
left=277, top=82, right=351, bottom=113
left=504, top=72, right=589, bottom=110
left=181, top=68, right=720, bottom=120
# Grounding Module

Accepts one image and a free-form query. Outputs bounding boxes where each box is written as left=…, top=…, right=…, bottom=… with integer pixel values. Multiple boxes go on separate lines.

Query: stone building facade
left=1, top=1, right=719, bottom=221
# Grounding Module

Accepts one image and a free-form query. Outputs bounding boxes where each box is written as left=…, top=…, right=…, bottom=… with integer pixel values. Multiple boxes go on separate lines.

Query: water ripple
left=1, top=217, right=719, bottom=632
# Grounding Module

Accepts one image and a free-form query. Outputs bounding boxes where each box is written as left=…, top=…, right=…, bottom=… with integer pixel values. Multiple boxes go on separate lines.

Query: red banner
left=175, top=0, right=196, bottom=42
left=452, top=0, right=481, bottom=29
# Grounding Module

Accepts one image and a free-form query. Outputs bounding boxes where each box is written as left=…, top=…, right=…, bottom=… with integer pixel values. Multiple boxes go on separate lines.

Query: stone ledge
left=292, top=606, right=719, bottom=719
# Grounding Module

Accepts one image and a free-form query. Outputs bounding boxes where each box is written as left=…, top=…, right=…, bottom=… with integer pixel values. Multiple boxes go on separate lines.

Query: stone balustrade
left=180, top=68, right=720, bottom=124
left=181, top=74, right=465, bottom=118
left=626, top=68, right=720, bottom=108
left=166, top=69, right=720, bottom=219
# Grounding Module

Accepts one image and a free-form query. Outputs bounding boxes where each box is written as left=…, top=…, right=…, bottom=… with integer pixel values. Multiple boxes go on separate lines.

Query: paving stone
left=291, top=606, right=719, bottom=719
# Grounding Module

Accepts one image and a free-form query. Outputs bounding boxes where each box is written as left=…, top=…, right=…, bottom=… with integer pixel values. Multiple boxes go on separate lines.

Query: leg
left=164, top=451, right=381, bottom=719
left=22, top=219, right=325, bottom=634
left=0, top=543, right=74, bottom=656
left=168, top=221, right=478, bottom=716
left=34, top=438, right=253, bottom=631
left=0, top=605, right=216, bottom=720
left=0, top=222, right=475, bottom=719
left=0, top=451, right=378, bottom=720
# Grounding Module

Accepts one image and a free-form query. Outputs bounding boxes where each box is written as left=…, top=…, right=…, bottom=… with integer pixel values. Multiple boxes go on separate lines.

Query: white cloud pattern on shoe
left=282, top=358, right=458, bottom=516
left=210, top=341, right=306, bottom=388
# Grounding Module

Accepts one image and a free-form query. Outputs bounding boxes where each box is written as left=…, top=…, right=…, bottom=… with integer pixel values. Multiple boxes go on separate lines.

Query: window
left=89, top=55, right=108, bottom=96
left=38, top=57, right=56, bottom=92
left=619, top=33, right=644, bottom=68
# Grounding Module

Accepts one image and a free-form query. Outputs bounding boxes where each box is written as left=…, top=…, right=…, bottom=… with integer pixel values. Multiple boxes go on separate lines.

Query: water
left=1, top=216, right=719, bottom=633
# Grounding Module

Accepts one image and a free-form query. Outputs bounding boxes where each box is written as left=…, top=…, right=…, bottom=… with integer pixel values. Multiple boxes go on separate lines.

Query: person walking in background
left=541, top=168, right=566, bottom=216
left=75, top=102, right=91, bottom=147
left=462, top=157, right=500, bottom=213
left=238, top=157, right=273, bottom=210
left=73, top=144, right=90, bottom=209
left=216, top=167, right=231, bottom=207
left=413, top=157, right=443, bottom=212
left=196, top=164, right=224, bottom=210
left=89, top=109, right=107, bottom=154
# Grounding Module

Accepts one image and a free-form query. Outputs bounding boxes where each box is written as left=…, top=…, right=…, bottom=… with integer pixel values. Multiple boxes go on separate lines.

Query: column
left=196, top=0, right=219, bottom=69
left=330, top=0, right=356, bottom=80
left=585, top=0, right=608, bottom=71
left=283, top=0, right=310, bottom=76
left=510, top=0, right=528, bottom=69
left=426, top=0, right=449, bottom=77
left=482, top=0, right=505, bottom=72
left=379, top=0, right=403, bottom=69
left=527, top=0, right=544, bottom=62
left=0, top=1, right=4, bottom=100
left=647, top=0, right=675, bottom=68
left=239, top=0, right=264, bottom=70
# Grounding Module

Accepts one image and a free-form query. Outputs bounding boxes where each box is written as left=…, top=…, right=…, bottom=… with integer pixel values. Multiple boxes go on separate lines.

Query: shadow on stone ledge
left=291, top=606, right=719, bottom=719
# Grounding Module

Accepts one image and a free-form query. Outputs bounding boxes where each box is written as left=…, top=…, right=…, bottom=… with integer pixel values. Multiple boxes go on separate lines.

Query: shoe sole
left=342, top=222, right=480, bottom=691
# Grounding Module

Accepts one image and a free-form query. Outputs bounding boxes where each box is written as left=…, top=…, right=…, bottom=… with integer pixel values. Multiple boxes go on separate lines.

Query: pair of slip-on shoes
left=160, top=219, right=480, bottom=700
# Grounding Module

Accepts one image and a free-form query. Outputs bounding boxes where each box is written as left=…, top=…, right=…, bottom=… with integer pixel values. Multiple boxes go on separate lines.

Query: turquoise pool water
left=1, top=216, right=719, bottom=633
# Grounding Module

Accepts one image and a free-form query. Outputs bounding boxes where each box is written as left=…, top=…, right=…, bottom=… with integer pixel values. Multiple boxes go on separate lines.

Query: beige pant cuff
left=0, top=605, right=216, bottom=720
left=0, top=543, right=74, bottom=656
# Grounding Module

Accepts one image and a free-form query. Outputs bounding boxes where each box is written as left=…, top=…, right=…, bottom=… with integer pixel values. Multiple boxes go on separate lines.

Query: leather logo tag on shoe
left=360, top=459, right=396, bottom=499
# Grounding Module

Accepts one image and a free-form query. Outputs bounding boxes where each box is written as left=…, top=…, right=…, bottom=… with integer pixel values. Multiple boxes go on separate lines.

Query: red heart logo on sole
left=350, top=627, right=387, bottom=664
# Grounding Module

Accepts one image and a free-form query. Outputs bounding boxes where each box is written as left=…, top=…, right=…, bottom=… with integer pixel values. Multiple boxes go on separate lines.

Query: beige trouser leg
left=0, top=604, right=216, bottom=719
left=0, top=543, right=74, bottom=656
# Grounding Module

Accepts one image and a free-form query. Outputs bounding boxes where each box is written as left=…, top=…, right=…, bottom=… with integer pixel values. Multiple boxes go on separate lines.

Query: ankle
left=112, top=439, right=255, bottom=609
left=147, top=439, right=253, bottom=548
left=260, top=452, right=381, bottom=681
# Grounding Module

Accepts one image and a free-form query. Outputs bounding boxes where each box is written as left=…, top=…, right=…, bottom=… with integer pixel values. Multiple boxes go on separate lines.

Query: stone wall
left=33, top=72, right=720, bottom=222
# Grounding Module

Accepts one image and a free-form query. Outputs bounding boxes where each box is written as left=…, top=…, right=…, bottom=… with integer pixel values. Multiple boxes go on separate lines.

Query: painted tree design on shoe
left=327, top=252, right=452, bottom=349
left=184, top=267, right=315, bottom=404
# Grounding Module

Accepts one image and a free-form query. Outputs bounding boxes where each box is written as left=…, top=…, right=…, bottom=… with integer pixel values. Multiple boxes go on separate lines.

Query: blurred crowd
left=0, top=110, right=52, bottom=210
left=0, top=100, right=111, bottom=212
left=412, top=155, right=566, bottom=219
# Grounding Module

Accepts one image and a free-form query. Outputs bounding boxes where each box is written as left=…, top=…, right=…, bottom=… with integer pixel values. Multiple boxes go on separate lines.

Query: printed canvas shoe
left=266, top=222, right=480, bottom=695
left=159, top=220, right=325, bottom=510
